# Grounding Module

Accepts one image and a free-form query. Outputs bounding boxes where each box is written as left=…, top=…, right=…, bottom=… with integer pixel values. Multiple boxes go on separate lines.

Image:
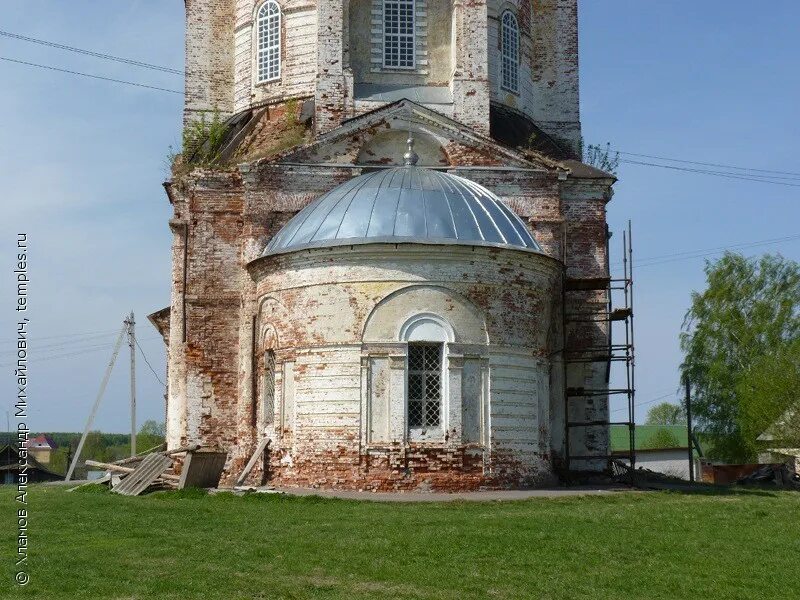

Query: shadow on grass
left=636, top=482, right=781, bottom=498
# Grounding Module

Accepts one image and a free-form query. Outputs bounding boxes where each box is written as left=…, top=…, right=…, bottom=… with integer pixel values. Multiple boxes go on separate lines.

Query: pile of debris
left=736, top=463, right=800, bottom=489
left=69, top=445, right=228, bottom=496
left=610, top=459, right=703, bottom=490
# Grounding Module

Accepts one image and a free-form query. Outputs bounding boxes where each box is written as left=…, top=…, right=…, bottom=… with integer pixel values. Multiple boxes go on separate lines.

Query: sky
left=1, top=1, right=798, bottom=433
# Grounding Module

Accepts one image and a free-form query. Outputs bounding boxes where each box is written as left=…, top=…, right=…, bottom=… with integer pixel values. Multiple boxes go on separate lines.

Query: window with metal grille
left=383, top=0, right=415, bottom=69
left=263, top=349, right=275, bottom=425
left=257, top=1, right=281, bottom=83
left=501, top=11, right=519, bottom=93
left=407, top=343, right=442, bottom=429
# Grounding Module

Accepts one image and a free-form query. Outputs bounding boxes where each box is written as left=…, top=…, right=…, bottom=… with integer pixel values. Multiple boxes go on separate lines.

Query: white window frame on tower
left=501, top=10, right=519, bottom=94
left=383, top=0, right=416, bottom=70
left=256, top=0, right=282, bottom=83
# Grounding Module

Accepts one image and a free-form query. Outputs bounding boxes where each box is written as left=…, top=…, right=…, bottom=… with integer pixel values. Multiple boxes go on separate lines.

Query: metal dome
left=263, top=166, right=542, bottom=257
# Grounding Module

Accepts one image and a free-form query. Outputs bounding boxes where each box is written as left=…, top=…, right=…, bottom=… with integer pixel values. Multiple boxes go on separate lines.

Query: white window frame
left=401, top=313, right=452, bottom=442
left=256, top=0, right=282, bottom=83
left=406, top=342, right=444, bottom=435
left=383, top=0, right=416, bottom=70
left=501, top=10, right=519, bottom=94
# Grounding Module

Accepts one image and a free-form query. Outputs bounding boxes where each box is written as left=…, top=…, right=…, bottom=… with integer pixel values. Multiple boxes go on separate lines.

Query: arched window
left=383, top=0, right=416, bottom=69
left=263, top=349, right=276, bottom=425
left=501, top=11, right=519, bottom=93
left=401, top=314, right=452, bottom=435
left=407, top=343, right=442, bottom=429
left=256, top=1, right=281, bottom=83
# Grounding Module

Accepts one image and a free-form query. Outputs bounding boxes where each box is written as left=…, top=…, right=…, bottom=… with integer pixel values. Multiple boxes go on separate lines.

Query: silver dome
left=263, top=167, right=541, bottom=256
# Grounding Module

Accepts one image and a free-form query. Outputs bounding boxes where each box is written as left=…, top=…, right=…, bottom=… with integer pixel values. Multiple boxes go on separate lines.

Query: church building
left=150, top=0, right=616, bottom=490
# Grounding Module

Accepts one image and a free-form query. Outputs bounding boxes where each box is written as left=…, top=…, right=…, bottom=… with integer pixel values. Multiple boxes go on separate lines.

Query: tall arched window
left=407, top=343, right=442, bottom=429
left=383, top=0, right=416, bottom=69
left=257, top=1, right=281, bottom=83
left=501, top=11, right=519, bottom=93
left=263, top=349, right=276, bottom=425
left=401, top=313, right=452, bottom=438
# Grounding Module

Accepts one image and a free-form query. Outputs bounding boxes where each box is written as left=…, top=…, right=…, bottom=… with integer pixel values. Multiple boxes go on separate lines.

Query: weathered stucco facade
left=155, top=0, right=615, bottom=490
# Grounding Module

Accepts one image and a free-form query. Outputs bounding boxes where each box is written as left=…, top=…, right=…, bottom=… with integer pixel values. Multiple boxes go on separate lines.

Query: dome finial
left=403, top=134, right=419, bottom=166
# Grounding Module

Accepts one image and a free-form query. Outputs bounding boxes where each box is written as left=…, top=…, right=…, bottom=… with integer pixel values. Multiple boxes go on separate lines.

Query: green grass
left=2, top=486, right=799, bottom=599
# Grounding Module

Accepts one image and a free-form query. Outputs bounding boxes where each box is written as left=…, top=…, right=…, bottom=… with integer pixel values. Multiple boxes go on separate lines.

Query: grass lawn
left=2, top=486, right=799, bottom=599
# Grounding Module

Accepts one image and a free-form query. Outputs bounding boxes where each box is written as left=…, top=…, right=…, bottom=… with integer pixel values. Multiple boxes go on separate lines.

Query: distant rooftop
left=30, top=434, right=57, bottom=449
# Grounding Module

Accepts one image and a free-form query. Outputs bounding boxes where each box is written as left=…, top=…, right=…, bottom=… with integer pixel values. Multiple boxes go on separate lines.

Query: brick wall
left=184, top=0, right=236, bottom=125
left=165, top=154, right=613, bottom=485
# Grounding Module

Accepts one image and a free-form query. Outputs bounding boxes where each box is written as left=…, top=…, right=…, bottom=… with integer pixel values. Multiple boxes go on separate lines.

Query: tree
left=680, top=252, right=800, bottom=463
left=737, top=338, right=800, bottom=458
left=645, top=402, right=686, bottom=426
left=139, top=420, right=166, bottom=437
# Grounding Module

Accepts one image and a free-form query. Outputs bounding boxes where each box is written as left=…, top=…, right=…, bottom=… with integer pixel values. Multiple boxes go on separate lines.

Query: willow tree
left=680, top=252, right=800, bottom=462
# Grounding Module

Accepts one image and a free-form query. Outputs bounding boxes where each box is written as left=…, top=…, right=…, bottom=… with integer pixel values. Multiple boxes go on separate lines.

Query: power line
left=135, top=337, right=166, bottom=388
left=0, top=56, right=183, bottom=94
left=615, top=150, right=800, bottom=179
left=0, top=30, right=183, bottom=75
left=618, top=158, right=800, bottom=188
left=0, top=345, right=110, bottom=367
left=0, top=328, right=119, bottom=343
left=635, top=236, right=800, bottom=268
left=0, top=333, right=118, bottom=356
left=0, top=336, right=162, bottom=366
left=612, top=391, right=676, bottom=414
left=611, top=233, right=800, bottom=270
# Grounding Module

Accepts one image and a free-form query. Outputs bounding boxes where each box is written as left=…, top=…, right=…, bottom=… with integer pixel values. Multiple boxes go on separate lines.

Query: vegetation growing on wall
left=167, top=101, right=313, bottom=180
left=234, top=98, right=312, bottom=163
left=167, top=110, right=230, bottom=178
left=582, top=141, right=620, bottom=174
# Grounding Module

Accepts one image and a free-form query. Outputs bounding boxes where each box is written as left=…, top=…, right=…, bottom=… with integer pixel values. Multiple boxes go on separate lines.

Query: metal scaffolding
left=563, top=221, right=635, bottom=478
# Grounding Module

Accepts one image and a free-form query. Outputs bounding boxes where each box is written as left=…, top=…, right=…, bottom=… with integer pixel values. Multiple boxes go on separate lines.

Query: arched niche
left=260, top=324, right=279, bottom=352
left=256, top=296, right=286, bottom=350
left=400, top=313, right=454, bottom=342
left=356, top=129, right=449, bottom=167
left=363, top=284, right=488, bottom=344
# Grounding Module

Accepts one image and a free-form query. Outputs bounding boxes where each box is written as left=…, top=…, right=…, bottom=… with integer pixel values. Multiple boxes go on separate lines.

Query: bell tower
left=182, top=0, right=580, bottom=153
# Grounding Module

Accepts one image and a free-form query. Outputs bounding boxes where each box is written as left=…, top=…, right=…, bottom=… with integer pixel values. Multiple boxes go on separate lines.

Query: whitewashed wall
left=247, top=243, right=562, bottom=488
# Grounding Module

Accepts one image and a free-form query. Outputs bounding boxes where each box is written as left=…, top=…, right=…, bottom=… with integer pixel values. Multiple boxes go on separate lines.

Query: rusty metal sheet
left=112, top=453, right=172, bottom=496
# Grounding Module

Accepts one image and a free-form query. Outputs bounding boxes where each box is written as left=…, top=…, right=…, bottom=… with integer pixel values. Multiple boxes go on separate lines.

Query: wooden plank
left=178, top=451, right=228, bottom=489
left=85, top=459, right=180, bottom=482
left=235, top=439, right=270, bottom=487
left=67, top=474, right=111, bottom=492
left=111, top=454, right=173, bottom=496
left=108, top=443, right=201, bottom=469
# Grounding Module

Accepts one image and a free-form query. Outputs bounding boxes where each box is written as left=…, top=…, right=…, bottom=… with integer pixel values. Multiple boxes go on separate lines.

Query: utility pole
left=66, top=321, right=127, bottom=481
left=126, top=312, right=137, bottom=457
left=685, top=378, right=694, bottom=483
